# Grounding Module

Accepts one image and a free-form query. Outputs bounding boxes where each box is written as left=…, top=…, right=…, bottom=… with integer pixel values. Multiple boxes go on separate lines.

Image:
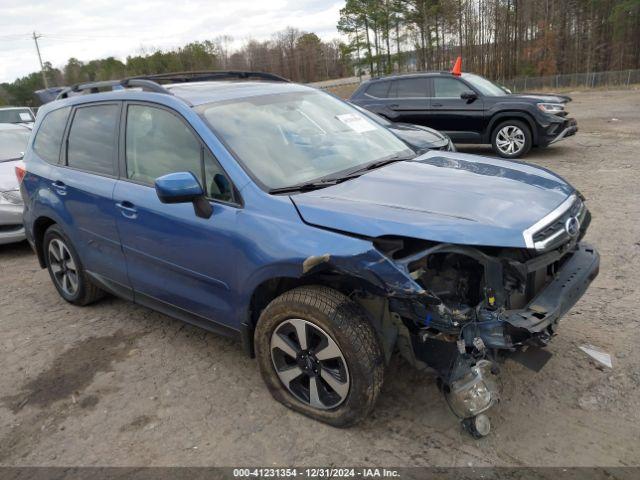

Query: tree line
left=2, top=1, right=640, bottom=106
left=0, top=28, right=351, bottom=106
left=338, top=0, right=640, bottom=80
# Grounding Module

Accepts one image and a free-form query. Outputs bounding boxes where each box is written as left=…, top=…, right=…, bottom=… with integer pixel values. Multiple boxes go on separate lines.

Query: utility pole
left=32, top=31, right=49, bottom=89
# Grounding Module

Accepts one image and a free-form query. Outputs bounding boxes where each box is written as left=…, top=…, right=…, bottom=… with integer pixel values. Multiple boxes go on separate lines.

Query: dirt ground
left=1, top=89, right=639, bottom=467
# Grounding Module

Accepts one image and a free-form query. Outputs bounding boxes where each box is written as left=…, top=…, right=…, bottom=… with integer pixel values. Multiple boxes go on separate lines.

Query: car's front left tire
left=254, top=285, right=384, bottom=427
left=491, top=119, right=532, bottom=158
left=43, top=224, right=104, bottom=306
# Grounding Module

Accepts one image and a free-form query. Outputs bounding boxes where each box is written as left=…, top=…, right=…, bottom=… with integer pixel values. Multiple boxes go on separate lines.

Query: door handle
left=51, top=180, right=67, bottom=195
left=432, top=103, right=443, bottom=107
left=115, top=201, right=138, bottom=219
left=388, top=103, right=399, bottom=109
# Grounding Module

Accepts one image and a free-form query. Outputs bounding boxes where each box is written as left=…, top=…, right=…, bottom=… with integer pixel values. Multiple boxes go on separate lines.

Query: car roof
left=163, top=80, right=314, bottom=106
left=0, top=106, right=32, bottom=111
left=365, top=71, right=470, bottom=83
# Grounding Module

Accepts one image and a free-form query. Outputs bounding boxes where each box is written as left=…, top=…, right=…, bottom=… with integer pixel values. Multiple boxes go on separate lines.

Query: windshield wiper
left=269, top=179, right=340, bottom=194
left=269, top=152, right=416, bottom=195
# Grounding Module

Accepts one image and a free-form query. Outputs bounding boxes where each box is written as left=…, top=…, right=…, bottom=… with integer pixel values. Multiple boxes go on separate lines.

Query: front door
left=427, top=77, right=485, bottom=142
left=113, top=102, right=239, bottom=328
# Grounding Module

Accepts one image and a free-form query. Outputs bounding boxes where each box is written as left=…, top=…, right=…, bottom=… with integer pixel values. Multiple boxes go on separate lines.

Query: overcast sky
left=0, top=0, right=345, bottom=83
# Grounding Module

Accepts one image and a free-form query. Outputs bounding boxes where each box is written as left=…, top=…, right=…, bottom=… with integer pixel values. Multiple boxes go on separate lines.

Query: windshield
left=0, top=108, right=35, bottom=124
left=199, top=90, right=412, bottom=190
left=462, top=73, right=509, bottom=96
left=0, top=128, right=31, bottom=161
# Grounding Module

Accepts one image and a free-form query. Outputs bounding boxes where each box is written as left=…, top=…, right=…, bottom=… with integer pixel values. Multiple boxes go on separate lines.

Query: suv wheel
left=44, top=225, right=104, bottom=305
left=254, top=286, right=384, bottom=427
left=491, top=120, right=532, bottom=158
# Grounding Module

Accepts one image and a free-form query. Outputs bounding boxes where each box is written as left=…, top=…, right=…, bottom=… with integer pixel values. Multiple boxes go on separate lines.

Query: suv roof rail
left=56, top=78, right=171, bottom=100
left=128, top=70, right=290, bottom=84
left=370, top=70, right=455, bottom=81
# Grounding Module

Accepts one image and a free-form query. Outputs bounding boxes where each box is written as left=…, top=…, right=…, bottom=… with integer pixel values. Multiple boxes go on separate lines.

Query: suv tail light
left=15, top=161, right=26, bottom=184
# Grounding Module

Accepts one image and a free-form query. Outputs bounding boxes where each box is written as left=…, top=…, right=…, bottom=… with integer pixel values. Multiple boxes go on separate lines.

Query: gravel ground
left=1, top=89, right=639, bottom=467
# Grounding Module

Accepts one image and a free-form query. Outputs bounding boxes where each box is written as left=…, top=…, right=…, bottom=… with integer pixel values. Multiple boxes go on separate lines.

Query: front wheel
left=491, top=120, right=532, bottom=158
left=254, top=286, right=384, bottom=427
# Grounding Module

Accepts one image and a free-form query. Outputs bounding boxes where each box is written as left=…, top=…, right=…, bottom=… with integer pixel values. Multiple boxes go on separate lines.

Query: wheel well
left=243, top=272, right=365, bottom=357
left=33, top=216, right=56, bottom=268
left=489, top=114, right=537, bottom=144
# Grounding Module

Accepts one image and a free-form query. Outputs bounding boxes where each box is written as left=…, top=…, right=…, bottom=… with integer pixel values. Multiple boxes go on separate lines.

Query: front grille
left=531, top=197, right=586, bottom=250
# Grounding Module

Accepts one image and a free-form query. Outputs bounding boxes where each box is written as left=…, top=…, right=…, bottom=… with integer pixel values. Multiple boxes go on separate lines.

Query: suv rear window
left=67, top=104, right=119, bottom=176
left=390, top=78, right=428, bottom=98
left=33, top=107, right=70, bottom=164
left=366, top=81, right=390, bottom=98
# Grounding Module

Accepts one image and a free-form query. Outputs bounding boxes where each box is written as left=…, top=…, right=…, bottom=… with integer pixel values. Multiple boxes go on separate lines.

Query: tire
left=491, top=119, right=532, bottom=158
left=43, top=224, right=104, bottom=306
left=254, top=285, right=384, bottom=427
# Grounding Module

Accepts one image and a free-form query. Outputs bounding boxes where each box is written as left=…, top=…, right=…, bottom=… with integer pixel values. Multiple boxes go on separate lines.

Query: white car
left=0, top=107, right=36, bottom=126
left=0, top=123, right=31, bottom=244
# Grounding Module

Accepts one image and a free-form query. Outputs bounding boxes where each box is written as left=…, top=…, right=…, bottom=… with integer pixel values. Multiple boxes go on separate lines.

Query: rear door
left=427, top=76, right=485, bottom=142
left=56, top=102, right=130, bottom=292
left=113, top=102, right=240, bottom=328
left=383, top=77, right=430, bottom=125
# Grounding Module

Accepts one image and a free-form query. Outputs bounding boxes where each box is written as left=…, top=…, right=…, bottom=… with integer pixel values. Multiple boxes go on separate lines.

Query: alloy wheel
left=48, top=238, right=79, bottom=297
left=496, top=125, right=526, bottom=155
left=270, top=318, right=350, bottom=410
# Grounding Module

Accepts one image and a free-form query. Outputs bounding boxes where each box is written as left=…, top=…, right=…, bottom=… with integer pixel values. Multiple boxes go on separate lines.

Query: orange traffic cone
left=451, top=56, right=462, bottom=76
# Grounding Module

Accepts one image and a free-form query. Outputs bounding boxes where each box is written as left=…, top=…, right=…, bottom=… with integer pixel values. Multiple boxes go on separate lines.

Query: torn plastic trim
left=301, top=249, right=431, bottom=299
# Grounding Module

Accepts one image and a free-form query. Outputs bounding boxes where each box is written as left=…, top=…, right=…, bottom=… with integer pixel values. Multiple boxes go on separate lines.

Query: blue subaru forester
left=19, top=72, right=599, bottom=436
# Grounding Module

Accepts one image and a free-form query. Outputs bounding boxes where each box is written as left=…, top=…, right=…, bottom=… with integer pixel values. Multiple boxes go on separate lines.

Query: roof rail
left=56, top=78, right=171, bottom=100
left=128, top=70, right=290, bottom=84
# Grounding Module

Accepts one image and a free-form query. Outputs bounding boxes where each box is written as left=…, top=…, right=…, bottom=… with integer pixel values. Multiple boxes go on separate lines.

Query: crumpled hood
left=0, top=160, right=20, bottom=192
left=291, top=151, right=575, bottom=248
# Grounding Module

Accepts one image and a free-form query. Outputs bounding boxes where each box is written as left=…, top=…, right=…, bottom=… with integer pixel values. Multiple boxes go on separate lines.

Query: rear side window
left=433, top=77, right=470, bottom=98
left=67, top=104, right=119, bottom=175
left=366, top=81, right=390, bottom=98
left=390, top=78, right=428, bottom=98
left=33, top=107, right=70, bottom=164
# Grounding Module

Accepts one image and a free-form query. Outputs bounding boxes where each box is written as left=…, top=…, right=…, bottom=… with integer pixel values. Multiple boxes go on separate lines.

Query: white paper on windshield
left=336, top=113, right=376, bottom=133
left=19, top=112, right=32, bottom=121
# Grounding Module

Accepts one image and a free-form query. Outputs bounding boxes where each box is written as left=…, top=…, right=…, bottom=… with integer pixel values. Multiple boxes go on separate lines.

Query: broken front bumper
left=471, top=242, right=599, bottom=349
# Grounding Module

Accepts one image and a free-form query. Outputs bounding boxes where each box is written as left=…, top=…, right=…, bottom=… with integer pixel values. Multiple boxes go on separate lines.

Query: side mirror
left=460, top=90, right=478, bottom=101
left=155, top=172, right=212, bottom=219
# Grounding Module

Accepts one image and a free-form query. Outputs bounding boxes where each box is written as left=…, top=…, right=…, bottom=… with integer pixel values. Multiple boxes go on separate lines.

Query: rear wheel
left=254, top=286, right=384, bottom=427
left=491, top=120, right=532, bottom=158
left=43, top=225, right=104, bottom=305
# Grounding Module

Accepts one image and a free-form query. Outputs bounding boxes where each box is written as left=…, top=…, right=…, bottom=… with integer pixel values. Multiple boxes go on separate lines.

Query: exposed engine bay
left=385, top=237, right=597, bottom=436
left=300, top=195, right=599, bottom=437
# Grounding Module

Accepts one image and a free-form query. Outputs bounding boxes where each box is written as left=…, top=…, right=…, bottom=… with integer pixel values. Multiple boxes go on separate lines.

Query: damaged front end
left=303, top=201, right=599, bottom=437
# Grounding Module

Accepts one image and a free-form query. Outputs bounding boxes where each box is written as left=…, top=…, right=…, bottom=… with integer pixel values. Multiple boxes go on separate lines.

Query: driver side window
left=125, top=104, right=234, bottom=202
left=433, top=78, right=470, bottom=98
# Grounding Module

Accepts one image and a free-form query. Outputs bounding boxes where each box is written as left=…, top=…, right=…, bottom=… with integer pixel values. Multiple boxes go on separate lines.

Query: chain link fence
left=311, top=69, right=640, bottom=96
left=505, top=69, right=640, bottom=92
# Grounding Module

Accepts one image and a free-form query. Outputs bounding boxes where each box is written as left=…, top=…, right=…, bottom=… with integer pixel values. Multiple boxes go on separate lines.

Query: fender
left=484, top=110, right=539, bottom=144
